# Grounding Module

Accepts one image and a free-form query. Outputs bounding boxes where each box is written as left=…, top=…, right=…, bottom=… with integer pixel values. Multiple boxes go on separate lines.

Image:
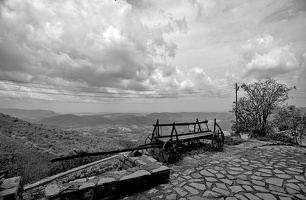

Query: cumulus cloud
left=2, top=0, right=304, bottom=105
left=0, top=0, right=230, bottom=102
left=0, top=1, right=179, bottom=91
left=239, top=35, right=299, bottom=79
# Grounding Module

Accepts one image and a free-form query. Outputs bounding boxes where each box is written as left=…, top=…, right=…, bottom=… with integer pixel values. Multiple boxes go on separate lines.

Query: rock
left=45, top=184, right=60, bottom=197
left=235, top=194, right=248, bottom=200
left=120, top=170, right=150, bottom=180
left=189, top=183, right=206, bottom=190
left=266, top=178, right=283, bottom=187
left=187, top=196, right=207, bottom=200
left=258, top=169, right=272, bottom=174
left=242, top=185, right=253, bottom=191
left=276, top=174, right=291, bottom=179
left=98, top=177, right=116, bottom=185
left=212, top=187, right=230, bottom=196
left=256, top=193, right=277, bottom=200
left=251, top=180, right=265, bottom=186
left=202, top=190, right=222, bottom=197
left=286, top=183, right=300, bottom=191
left=190, top=173, right=202, bottom=179
left=173, top=187, right=188, bottom=197
left=216, top=183, right=227, bottom=189
left=200, top=170, right=214, bottom=177
left=229, top=186, right=244, bottom=193
left=166, top=193, right=177, bottom=200
left=184, top=185, right=199, bottom=195
left=253, top=186, right=268, bottom=192
left=269, top=185, right=286, bottom=193
left=295, top=175, right=306, bottom=182
left=79, top=182, right=95, bottom=190
left=220, top=179, right=232, bottom=185
left=206, top=177, right=217, bottom=182
left=244, top=193, right=261, bottom=200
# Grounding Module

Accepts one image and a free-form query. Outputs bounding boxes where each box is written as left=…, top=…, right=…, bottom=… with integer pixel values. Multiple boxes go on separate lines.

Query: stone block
left=45, top=184, right=60, bottom=198
left=120, top=170, right=151, bottom=181
left=144, top=155, right=158, bottom=163
left=119, top=170, right=151, bottom=195
left=78, top=186, right=95, bottom=200
left=96, top=177, right=117, bottom=200
left=0, top=176, right=23, bottom=200
left=123, top=159, right=135, bottom=168
left=151, top=165, right=170, bottom=184
left=135, top=159, right=148, bottom=166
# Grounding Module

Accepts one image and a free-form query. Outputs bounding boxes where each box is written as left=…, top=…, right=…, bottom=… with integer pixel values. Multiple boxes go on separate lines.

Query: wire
left=0, top=88, right=234, bottom=100
left=0, top=79, right=234, bottom=95
left=0, top=95, right=222, bottom=104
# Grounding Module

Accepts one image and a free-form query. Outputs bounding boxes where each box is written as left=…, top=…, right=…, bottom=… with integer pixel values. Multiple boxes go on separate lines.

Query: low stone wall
left=45, top=153, right=170, bottom=200
left=23, top=155, right=119, bottom=200
left=0, top=176, right=23, bottom=200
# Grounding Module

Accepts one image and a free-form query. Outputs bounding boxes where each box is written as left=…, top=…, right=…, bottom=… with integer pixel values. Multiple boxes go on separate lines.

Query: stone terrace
left=123, top=141, right=306, bottom=200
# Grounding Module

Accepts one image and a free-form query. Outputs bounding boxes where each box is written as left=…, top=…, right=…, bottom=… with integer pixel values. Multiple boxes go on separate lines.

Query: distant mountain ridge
left=40, top=114, right=112, bottom=127
left=0, top=108, right=234, bottom=130
left=0, top=108, right=58, bottom=122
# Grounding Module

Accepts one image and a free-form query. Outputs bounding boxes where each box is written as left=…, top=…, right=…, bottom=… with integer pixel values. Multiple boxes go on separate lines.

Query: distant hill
left=298, top=107, right=306, bottom=113
left=40, top=114, right=84, bottom=127
left=116, top=116, right=155, bottom=125
left=0, top=108, right=58, bottom=122
left=108, top=114, right=140, bottom=121
left=81, top=115, right=113, bottom=126
left=40, top=114, right=112, bottom=127
left=36, top=111, right=234, bottom=129
left=146, top=112, right=184, bottom=121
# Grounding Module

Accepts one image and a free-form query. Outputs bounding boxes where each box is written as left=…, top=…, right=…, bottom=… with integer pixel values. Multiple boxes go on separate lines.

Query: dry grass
left=0, top=113, right=149, bottom=184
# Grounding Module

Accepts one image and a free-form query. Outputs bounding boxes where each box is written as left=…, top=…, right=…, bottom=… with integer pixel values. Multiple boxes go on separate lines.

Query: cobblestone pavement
left=123, top=141, right=306, bottom=200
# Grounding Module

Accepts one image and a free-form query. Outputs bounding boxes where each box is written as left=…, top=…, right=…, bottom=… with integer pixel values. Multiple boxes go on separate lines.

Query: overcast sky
left=0, top=0, right=306, bottom=113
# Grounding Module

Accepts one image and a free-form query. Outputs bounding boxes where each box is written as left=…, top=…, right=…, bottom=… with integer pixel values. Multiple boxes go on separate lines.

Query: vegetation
left=0, top=113, right=147, bottom=184
left=224, top=135, right=245, bottom=145
left=231, top=78, right=294, bottom=136
left=271, top=105, right=306, bottom=144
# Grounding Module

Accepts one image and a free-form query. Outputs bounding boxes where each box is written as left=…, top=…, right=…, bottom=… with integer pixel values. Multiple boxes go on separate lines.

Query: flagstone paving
left=123, top=141, right=306, bottom=200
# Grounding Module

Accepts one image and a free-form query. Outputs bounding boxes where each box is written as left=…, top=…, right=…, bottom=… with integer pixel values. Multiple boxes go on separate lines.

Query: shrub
left=224, top=135, right=244, bottom=145
left=267, top=131, right=298, bottom=144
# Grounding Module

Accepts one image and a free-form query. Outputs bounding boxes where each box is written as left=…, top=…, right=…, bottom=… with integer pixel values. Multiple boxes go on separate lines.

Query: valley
left=0, top=108, right=234, bottom=184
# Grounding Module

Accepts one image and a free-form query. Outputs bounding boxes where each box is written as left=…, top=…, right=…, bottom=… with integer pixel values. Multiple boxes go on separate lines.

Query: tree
left=231, top=78, right=294, bottom=136
left=273, top=105, right=306, bottom=144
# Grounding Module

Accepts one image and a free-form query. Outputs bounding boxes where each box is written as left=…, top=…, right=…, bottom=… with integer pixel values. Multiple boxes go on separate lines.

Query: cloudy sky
left=0, top=0, right=306, bottom=113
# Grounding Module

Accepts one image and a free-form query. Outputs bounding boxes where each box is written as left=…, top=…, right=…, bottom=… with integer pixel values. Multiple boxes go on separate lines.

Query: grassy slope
left=0, top=113, right=126, bottom=184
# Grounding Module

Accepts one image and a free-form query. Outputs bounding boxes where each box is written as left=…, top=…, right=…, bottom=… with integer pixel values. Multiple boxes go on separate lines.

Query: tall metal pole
left=235, top=83, right=238, bottom=134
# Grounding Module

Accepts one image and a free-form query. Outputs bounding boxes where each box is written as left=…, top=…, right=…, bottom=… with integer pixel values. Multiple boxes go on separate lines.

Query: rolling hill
left=116, top=116, right=155, bottom=125
left=146, top=112, right=184, bottom=120
left=37, top=111, right=233, bottom=130
left=0, top=113, right=125, bottom=184
left=40, top=114, right=112, bottom=127
left=0, top=108, right=58, bottom=122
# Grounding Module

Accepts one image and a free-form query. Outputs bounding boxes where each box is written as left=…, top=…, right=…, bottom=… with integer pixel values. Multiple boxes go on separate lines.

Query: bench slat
left=155, top=131, right=213, bottom=143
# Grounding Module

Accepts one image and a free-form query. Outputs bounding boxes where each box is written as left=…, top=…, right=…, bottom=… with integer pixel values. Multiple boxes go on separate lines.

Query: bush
left=224, top=135, right=244, bottom=145
left=267, top=131, right=298, bottom=144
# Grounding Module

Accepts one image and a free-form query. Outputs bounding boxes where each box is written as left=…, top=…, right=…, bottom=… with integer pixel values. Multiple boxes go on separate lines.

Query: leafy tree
left=273, top=105, right=306, bottom=143
left=231, top=78, right=294, bottom=136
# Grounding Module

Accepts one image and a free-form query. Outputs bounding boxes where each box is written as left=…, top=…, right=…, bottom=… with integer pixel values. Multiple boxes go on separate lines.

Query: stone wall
left=45, top=153, right=170, bottom=200
left=0, top=176, right=23, bottom=200
left=23, top=155, right=119, bottom=200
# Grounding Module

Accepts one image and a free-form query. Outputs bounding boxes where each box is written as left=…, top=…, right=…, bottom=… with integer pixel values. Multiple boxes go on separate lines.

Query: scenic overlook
left=0, top=0, right=306, bottom=200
